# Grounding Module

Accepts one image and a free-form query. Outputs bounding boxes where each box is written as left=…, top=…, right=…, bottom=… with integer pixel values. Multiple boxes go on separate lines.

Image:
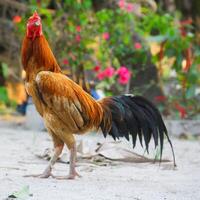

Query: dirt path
left=0, top=122, right=200, bottom=200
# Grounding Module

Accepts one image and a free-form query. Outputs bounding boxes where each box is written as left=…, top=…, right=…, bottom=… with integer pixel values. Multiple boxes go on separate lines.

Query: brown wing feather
left=36, top=71, right=103, bottom=133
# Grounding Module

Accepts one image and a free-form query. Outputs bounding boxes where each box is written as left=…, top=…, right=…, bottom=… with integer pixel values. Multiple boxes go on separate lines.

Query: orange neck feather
left=21, top=35, right=61, bottom=81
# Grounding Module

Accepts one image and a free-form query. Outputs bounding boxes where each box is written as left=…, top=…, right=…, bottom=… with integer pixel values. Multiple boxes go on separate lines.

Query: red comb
left=28, top=11, right=40, bottom=22
left=32, top=11, right=39, bottom=17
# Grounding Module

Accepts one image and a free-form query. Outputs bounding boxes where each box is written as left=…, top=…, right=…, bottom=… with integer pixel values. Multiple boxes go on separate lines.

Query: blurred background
left=0, top=0, right=200, bottom=127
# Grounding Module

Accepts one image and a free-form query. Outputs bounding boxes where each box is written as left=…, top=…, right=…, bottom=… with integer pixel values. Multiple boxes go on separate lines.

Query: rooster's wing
left=35, top=71, right=102, bottom=133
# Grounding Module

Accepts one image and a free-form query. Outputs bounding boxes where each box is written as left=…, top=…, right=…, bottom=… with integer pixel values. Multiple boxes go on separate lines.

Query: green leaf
left=96, top=10, right=112, bottom=24
left=82, top=0, right=92, bottom=9
left=1, top=62, right=9, bottom=78
left=68, top=25, right=75, bottom=33
left=123, top=35, right=130, bottom=45
left=0, top=86, right=9, bottom=103
left=9, top=185, right=32, bottom=200
left=79, top=13, right=88, bottom=25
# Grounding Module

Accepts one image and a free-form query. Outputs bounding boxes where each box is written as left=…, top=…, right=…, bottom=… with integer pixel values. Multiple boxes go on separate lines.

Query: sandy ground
left=0, top=120, right=200, bottom=200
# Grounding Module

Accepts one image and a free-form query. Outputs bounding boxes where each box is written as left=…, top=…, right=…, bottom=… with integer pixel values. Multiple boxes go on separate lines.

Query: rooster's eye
left=35, top=21, right=40, bottom=26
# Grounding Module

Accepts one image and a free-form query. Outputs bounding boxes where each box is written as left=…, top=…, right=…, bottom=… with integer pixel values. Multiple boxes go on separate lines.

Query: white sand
left=0, top=122, right=200, bottom=200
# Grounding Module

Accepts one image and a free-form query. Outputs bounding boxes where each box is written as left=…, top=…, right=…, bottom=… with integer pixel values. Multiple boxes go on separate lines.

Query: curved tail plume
left=99, top=95, right=176, bottom=167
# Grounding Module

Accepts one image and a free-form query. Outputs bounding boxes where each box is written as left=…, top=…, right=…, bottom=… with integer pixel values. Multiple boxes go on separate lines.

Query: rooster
left=22, top=12, right=176, bottom=179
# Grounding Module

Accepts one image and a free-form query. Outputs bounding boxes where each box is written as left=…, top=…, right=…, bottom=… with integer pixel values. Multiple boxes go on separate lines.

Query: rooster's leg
left=67, top=142, right=81, bottom=179
left=54, top=142, right=81, bottom=180
left=24, top=144, right=64, bottom=178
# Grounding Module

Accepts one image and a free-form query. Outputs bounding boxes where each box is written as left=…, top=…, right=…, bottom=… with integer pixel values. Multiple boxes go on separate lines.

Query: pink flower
left=118, top=75, right=130, bottom=84
left=13, top=15, right=21, bottom=23
left=104, top=66, right=115, bottom=78
left=102, top=32, right=110, bottom=40
left=94, top=65, right=101, bottom=72
left=134, top=42, right=142, bottom=50
left=63, top=59, right=69, bottom=65
left=97, top=71, right=106, bottom=80
left=116, top=66, right=129, bottom=76
left=76, top=25, right=81, bottom=32
left=126, top=3, right=134, bottom=12
left=117, top=66, right=131, bottom=85
left=75, top=35, right=81, bottom=42
left=118, top=0, right=125, bottom=9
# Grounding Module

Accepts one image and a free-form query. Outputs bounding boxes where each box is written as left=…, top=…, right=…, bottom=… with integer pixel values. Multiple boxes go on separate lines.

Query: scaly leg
left=24, top=144, right=64, bottom=178
left=54, top=142, right=81, bottom=180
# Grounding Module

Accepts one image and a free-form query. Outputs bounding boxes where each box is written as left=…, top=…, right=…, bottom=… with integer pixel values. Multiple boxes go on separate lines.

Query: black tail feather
left=100, top=95, right=176, bottom=167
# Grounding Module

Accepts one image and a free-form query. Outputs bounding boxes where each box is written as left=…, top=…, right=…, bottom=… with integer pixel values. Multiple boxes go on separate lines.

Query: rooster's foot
left=24, top=167, right=53, bottom=178
left=53, top=171, right=81, bottom=180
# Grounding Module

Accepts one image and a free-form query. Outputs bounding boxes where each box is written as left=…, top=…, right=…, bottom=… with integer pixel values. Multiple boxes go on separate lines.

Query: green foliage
left=1, top=63, right=9, bottom=78
left=0, top=63, right=17, bottom=109
left=0, top=63, right=9, bottom=106
left=0, top=87, right=9, bottom=104
left=139, top=12, right=200, bottom=118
